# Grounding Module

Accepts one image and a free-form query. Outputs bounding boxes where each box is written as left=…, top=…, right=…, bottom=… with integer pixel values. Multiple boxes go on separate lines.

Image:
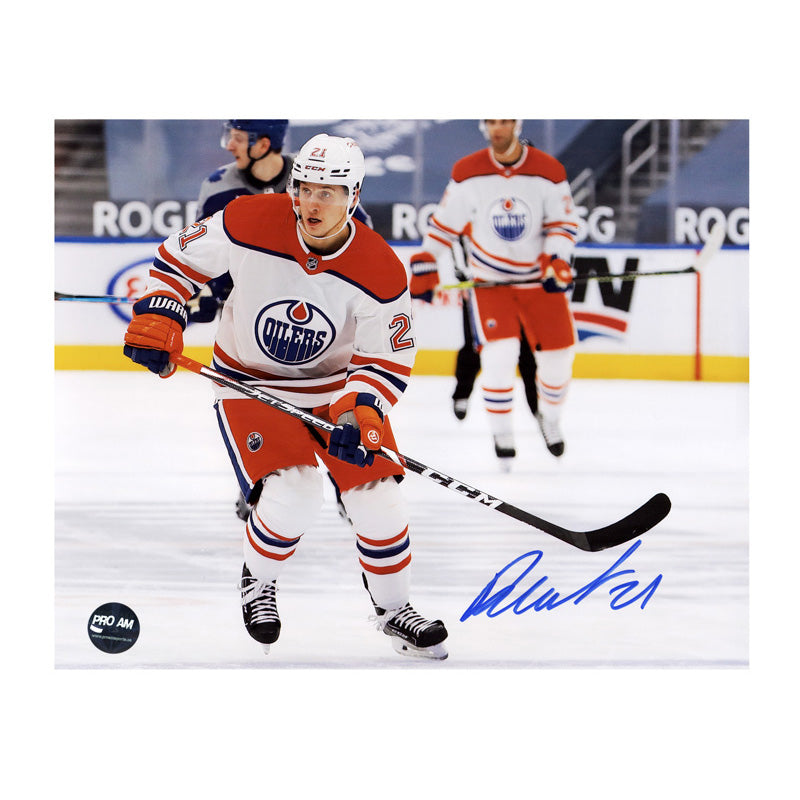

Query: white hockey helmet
left=289, top=134, right=366, bottom=222
left=479, top=119, right=523, bottom=139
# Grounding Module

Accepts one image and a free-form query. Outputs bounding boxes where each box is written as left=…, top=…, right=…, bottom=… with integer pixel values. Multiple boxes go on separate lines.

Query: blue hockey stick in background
left=54, top=291, right=136, bottom=304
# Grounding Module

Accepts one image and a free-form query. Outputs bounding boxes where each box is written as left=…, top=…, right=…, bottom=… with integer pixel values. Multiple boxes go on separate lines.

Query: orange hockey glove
left=538, top=254, right=574, bottom=293
left=328, top=393, right=385, bottom=467
left=409, top=251, right=439, bottom=303
left=123, top=293, right=187, bottom=378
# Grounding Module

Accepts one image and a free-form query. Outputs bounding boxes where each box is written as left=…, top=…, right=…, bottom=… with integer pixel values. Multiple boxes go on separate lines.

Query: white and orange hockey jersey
left=422, top=145, right=579, bottom=282
left=144, top=193, right=415, bottom=412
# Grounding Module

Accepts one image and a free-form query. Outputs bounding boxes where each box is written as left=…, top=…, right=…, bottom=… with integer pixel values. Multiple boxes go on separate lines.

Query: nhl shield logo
left=306, top=256, right=319, bottom=271
left=247, top=432, right=263, bottom=452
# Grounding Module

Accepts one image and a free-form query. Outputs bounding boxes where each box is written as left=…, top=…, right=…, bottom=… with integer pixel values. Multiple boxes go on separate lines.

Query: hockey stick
left=54, top=291, right=137, bottom=304
left=171, top=353, right=671, bottom=552
left=437, top=220, right=727, bottom=291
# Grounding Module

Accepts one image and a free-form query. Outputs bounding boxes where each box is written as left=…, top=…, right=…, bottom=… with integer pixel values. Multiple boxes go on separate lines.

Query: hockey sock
left=342, top=478, right=411, bottom=609
left=534, top=346, right=574, bottom=421
left=479, top=337, right=520, bottom=434
left=243, top=465, right=323, bottom=581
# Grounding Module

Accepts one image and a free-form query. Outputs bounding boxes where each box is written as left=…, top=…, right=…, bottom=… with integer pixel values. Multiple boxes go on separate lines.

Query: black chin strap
left=243, top=149, right=288, bottom=190
left=243, top=146, right=268, bottom=176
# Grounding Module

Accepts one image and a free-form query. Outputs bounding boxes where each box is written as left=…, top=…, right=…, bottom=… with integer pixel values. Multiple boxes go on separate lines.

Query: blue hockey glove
left=187, top=294, right=223, bottom=324
left=328, top=421, right=375, bottom=467
left=186, top=274, right=233, bottom=324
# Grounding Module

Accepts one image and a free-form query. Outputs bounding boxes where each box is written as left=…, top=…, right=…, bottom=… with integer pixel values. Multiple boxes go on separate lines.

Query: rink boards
left=54, top=239, right=749, bottom=381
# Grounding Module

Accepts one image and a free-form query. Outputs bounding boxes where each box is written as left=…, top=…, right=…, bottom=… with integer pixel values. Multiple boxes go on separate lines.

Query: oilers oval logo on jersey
left=489, top=197, right=531, bottom=242
left=254, top=299, right=335, bottom=365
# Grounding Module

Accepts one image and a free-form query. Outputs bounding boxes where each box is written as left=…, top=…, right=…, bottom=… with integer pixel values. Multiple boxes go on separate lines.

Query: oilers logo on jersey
left=254, top=299, right=335, bottom=365
left=489, top=197, right=531, bottom=241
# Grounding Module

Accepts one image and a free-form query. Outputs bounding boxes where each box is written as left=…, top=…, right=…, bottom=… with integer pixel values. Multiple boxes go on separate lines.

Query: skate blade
left=498, top=457, right=514, bottom=473
left=390, top=637, right=448, bottom=661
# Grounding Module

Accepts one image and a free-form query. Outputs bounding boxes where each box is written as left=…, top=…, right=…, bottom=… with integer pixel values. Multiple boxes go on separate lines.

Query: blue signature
left=460, top=539, right=662, bottom=621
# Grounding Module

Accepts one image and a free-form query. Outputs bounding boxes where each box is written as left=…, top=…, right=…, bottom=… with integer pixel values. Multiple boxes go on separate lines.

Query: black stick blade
left=496, top=492, right=671, bottom=552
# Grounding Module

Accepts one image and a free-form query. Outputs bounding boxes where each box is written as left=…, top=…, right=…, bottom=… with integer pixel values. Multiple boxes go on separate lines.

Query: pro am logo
left=489, top=196, right=530, bottom=242
left=87, top=602, right=140, bottom=654
left=254, top=299, right=335, bottom=365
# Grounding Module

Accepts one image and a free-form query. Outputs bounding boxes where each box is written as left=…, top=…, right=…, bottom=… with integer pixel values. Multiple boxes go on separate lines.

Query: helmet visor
left=220, top=122, right=250, bottom=149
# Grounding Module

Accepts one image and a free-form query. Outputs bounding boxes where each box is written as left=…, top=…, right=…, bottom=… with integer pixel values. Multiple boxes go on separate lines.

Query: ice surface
left=54, top=371, right=748, bottom=670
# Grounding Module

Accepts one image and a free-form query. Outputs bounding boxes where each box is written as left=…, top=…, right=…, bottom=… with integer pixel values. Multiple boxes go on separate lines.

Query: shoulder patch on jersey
left=208, top=167, right=226, bottom=183
left=516, top=148, right=568, bottom=183
left=222, top=194, right=298, bottom=256
left=451, top=147, right=568, bottom=185
left=451, top=150, right=497, bottom=183
left=326, top=223, right=409, bottom=303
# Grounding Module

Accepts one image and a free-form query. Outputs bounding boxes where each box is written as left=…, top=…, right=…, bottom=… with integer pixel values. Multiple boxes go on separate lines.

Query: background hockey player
left=122, top=134, right=448, bottom=660
left=410, top=119, right=578, bottom=469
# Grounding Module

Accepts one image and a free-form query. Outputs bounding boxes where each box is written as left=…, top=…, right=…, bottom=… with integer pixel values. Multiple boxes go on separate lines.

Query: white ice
left=54, top=370, right=748, bottom=670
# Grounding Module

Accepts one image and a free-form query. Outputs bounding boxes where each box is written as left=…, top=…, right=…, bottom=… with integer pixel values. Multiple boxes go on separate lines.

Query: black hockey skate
left=238, top=563, right=280, bottom=654
left=493, top=434, right=516, bottom=472
left=363, top=574, right=448, bottom=660
left=535, top=412, right=565, bottom=457
left=452, top=397, right=469, bottom=421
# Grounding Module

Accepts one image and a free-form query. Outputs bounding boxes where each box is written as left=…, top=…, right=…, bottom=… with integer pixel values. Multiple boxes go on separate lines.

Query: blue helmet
left=222, top=120, right=289, bottom=151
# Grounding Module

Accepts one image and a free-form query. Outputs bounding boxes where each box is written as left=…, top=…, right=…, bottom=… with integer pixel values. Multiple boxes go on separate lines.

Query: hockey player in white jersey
left=410, top=119, right=579, bottom=469
left=191, top=120, right=372, bottom=523
left=123, top=134, right=448, bottom=660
